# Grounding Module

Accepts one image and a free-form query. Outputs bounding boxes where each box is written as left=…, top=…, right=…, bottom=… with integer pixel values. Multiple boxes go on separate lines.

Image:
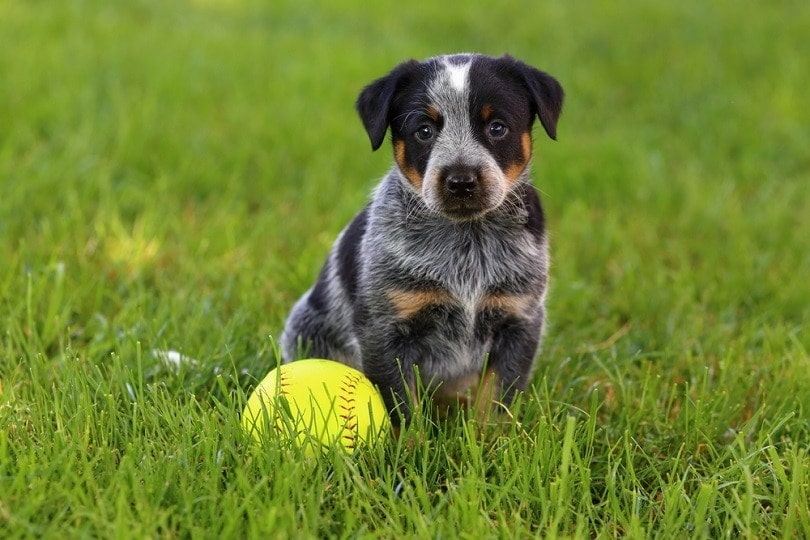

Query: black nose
left=445, top=169, right=478, bottom=197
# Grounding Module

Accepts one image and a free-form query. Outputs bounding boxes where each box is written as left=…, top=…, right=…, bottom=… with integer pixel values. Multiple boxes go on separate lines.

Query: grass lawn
left=1, top=0, right=809, bottom=537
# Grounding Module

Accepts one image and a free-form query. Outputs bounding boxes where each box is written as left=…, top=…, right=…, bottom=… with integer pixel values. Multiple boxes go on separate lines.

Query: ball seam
left=337, top=373, right=360, bottom=449
left=273, top=371, right=291, bottom=436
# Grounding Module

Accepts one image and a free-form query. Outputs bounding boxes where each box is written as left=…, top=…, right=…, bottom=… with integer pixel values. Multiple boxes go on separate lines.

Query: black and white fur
left=281, top=53, right=564, bottom=425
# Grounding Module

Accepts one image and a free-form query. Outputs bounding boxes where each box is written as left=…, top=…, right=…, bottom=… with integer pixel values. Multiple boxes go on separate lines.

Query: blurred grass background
left=1, top=0, right=809, bottom=537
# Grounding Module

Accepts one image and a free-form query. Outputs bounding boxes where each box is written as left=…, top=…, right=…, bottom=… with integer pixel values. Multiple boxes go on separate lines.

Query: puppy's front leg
left=358, top=329, right=421, bottom=427
left=358, top=288, right=462, bottom=425
left=483, top=312, right=544, bottom=407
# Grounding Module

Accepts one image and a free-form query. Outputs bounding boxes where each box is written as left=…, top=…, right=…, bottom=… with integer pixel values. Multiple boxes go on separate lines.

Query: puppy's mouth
left=441, top=200, right=490, bottom=220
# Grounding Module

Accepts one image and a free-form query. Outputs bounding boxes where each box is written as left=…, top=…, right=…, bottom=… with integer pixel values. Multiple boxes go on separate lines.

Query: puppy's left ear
left=504, top=56, right=565, bottom=140
left=356, top=60, right=421, bottom=151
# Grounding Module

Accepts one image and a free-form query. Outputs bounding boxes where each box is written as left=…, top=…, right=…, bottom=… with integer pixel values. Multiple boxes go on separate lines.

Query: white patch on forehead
left=444, top=60, right=471, bottom=92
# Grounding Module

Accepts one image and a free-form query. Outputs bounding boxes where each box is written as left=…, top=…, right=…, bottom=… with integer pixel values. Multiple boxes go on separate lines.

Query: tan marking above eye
left=481, top=104, right=493, bottom=121
left=426, top=105, right=441, bottom=121
left=386, top=288, right=454, bottom=319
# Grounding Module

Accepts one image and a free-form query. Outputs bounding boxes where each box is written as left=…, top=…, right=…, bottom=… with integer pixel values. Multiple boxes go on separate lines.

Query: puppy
left=281, top=53, right=564, bottom=426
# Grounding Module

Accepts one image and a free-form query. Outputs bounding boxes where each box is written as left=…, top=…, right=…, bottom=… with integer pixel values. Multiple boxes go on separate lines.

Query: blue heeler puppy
left=281, top=53, right=564, bottom=426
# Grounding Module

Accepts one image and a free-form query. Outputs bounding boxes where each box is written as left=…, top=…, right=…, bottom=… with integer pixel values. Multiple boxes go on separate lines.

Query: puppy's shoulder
left=328, top=205, right=370, bottom=304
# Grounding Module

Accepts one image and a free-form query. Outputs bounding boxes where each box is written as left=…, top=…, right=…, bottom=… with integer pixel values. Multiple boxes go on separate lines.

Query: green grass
left=1, top=0, right=809, bottom=537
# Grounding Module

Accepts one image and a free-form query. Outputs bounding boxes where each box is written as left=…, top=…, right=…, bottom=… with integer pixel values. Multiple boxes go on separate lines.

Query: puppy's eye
left=415, top=125, right=434, bottom=142
left=488, top=121, right=508, bottom=139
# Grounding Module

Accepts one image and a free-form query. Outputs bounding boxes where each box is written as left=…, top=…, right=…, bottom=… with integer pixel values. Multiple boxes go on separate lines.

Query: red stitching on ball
left=279, top=374, right=291, bottom=394
left=338, top=373, right=360, bottom=448
left=273, top=373, right=290, bottom=436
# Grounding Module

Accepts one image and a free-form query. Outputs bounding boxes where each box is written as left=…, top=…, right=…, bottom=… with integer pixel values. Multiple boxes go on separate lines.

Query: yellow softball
left=241, top=359, right=389, bottom=452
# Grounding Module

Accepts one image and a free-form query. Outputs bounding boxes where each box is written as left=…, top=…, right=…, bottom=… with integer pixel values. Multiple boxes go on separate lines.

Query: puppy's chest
left=373, top=222, right=546, bottom=322
left=428, top=235, right=533, bottom=292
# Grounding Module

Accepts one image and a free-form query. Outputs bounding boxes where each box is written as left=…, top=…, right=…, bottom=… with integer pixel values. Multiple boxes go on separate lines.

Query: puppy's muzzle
left=438, top=165, right=483, bottom=215
left=444, top=167, right=479, bottom=199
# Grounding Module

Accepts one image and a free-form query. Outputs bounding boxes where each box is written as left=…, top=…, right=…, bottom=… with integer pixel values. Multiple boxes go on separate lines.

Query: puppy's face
left=357, top=54, right=564, bottom=220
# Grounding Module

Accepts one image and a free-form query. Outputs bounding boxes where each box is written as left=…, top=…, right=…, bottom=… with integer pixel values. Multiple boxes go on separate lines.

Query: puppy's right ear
left=356, top=60, right=421, bottom=151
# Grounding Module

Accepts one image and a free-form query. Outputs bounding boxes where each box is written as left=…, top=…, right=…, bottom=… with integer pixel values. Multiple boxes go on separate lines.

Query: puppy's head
left=356, top=54, right=564, bottom=220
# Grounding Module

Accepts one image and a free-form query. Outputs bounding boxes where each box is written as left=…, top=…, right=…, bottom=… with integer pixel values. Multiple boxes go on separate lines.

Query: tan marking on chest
left=479, top=292, right=535, bottom=318
left=387, top=288, right=454, bottom=319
